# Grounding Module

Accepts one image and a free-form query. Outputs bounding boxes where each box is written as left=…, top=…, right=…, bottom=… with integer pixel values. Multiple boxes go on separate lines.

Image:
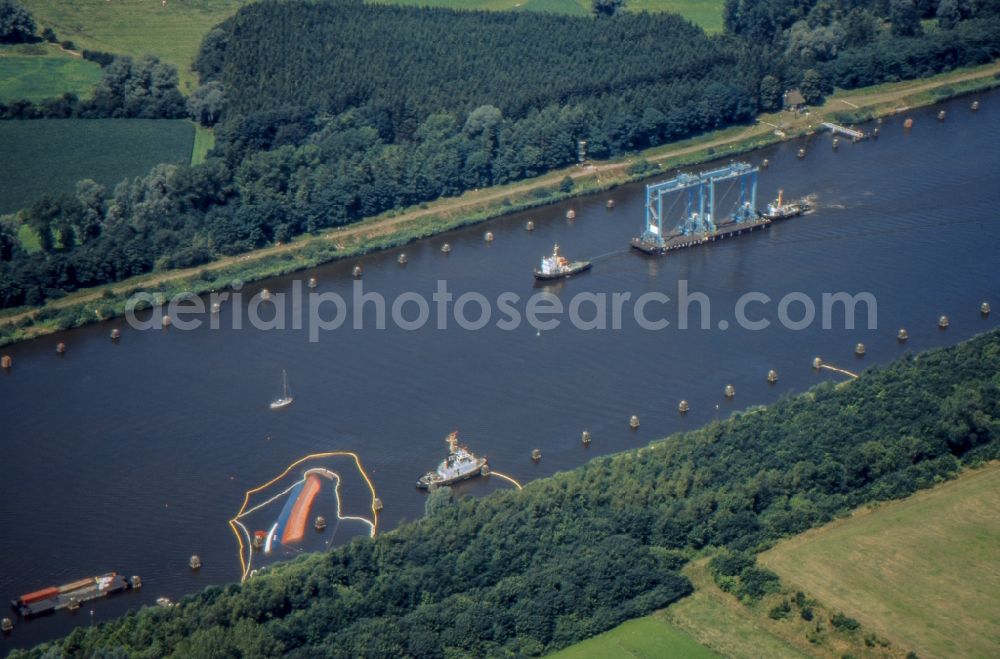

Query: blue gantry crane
left=633, top=162, right=760, bottom=254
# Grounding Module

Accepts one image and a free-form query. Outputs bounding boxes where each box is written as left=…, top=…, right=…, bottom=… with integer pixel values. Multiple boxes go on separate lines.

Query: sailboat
left=270, top=370, right=293, bottom=410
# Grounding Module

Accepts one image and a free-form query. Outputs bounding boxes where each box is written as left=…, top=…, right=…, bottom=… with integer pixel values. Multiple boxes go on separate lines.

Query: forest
left=1, top=0, right=999, bottom=310
left=12, top=331, right=1000, bottom=657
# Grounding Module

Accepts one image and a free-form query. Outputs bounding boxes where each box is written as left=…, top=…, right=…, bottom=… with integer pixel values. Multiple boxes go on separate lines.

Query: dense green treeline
left=2, top=0, right=1000, bottom=311
left=210, top=3, right=743, bottom=124
left=14, top=331, right=1000, bottom=657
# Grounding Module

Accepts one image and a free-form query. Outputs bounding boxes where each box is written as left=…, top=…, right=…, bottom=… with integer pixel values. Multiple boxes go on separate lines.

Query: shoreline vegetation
left=11, top=329, right=1000, bottom=657
left=1, top=62, right=999, bottom=349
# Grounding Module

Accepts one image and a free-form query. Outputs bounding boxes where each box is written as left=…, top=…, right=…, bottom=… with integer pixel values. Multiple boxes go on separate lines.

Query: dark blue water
left=2, top=91, right=999, bottom=652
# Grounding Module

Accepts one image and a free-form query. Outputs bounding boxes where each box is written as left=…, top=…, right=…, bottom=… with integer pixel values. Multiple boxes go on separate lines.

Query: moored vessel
left=11, top=573, right=135, bottom=617
left=417, top=432, right=488, bottom=488
left=270, top=369, right=293, bottom=410
left=533, top=244, right=591, bottom=280
left=762, top=190, right=811, bottom=220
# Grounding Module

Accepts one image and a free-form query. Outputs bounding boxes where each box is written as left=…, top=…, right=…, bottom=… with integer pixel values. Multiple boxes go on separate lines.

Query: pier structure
left=821, top=122, right=867, bottom=141
left=632, top=162, right=765, bottom=254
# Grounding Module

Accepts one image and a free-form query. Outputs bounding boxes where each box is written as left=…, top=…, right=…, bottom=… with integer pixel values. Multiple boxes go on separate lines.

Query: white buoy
left=211, top=302, right=221, bottom=313
left=981, top=301, right=991, bottom=316
left=373, top=498, right=384, bottom=511
left=972, top=100, right=980, bottom=111
left=314, top=516, right=327, bottom=531
left=531, top=449, right=542, bottom=461
left=441, top=243, right=451, bottom=253
left=566, top=209, right=576, bottom=219
left=260, top=289, right=272, bottom=301
left=629, top=415, right=640, bottom=429
left=606, top=199, right=615, bottom=209
left=937, top=110, right=946, bottom=121
left=161, top=315, right=171, bottom=328
left=308, top=277, right=318, bottom=289
left=767, top=369, right=778, bottom=383
left=525, top=220, right=535, bottom=231
left=110, top=328, right=121, bottom=340
left=1, top=617, right=12, bottom=632
left=724, top=384, right=735, bottom=398
left=581, top=430, right=591, bottom=445
left=797, top=148, right=806, bottom=159
left=761, top=158, right=769, bottom=169
left=189, top=555, right=201, bottom=570
left=898, top=328, right=908, bottom=341
left=812, top=356, right=823, bottom=369
left=939, top=315, right=950, bottom=329
left=397, top=253, right=408, bottom=265
left=484, top=231, right=494, bottom=242
left=855, top=342, right=866, bottom=356
left=352, top=265, right=362, bottom=278
left=678, top=400, right=689, bottom=414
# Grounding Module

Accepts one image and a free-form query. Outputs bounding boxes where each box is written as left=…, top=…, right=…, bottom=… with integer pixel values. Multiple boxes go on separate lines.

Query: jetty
left=821, top=122, right=867, bottom=141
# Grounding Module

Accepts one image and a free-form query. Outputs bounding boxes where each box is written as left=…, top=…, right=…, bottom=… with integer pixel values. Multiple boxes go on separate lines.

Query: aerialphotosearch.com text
left=125, top=279, right=878, bottom=342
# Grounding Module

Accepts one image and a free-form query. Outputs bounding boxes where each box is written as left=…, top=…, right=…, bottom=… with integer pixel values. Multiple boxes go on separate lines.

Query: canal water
left=2, top=91, right=999, bottom=651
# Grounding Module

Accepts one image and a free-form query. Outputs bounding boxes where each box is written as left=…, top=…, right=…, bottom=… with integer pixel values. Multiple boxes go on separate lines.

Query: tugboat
left=417, top=432, right=488, bottom=489
left=533, top=244, right=591, bottom=280
left=762, top=190, right=811, bottom=220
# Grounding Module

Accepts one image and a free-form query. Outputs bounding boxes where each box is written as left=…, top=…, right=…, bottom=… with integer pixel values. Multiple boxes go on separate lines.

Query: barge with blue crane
left=631, top=162, right=771, bottom=255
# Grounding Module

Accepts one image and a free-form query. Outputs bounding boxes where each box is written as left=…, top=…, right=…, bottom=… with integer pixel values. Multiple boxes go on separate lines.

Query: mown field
left=760, top=463, right=1000, bottom=659
left=0, top=119, right=196, bottom=216
left=21, top=0, right=722, bottom=96
left=547, top=616, right=720, bottom=659
left=0, top=43, right=102, bottom=102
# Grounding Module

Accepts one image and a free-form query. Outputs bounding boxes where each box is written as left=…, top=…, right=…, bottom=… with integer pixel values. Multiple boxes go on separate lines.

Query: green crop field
left=0, top=119, right=195, bottom=215
left=761, top=463, right=1000, bottom=659
left=547, top=615, right=720, bottom=659
left=21, top=0, right=722, bottom=96
left=0, top=43, right=103, bottom=102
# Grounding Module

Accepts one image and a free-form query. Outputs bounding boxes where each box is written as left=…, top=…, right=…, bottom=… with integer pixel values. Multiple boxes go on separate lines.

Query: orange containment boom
left=281, top=474, right=321, bottom=544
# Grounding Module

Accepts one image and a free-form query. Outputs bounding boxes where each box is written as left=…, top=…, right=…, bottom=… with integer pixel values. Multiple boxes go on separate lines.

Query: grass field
left=761, top=463, right=1000, bottom=659
left=21, top=0, right=722, bottom=96
left=0, top=43, right=102, bottom=102
left=22, top=0, right=250, bottom=92
left=0, top=119, right=196, bottom=215
left=547, top=615, right=720, bottom=658
left=380, top=0, right=724, bottom=30
left=191, top=124, right=216, bottom=165
left=662, top=568, right=809, bottom=659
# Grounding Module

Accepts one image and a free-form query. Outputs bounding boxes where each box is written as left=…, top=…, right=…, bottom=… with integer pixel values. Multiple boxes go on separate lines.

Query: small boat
left=762, top=190, right=811, bottom=220
left=417, top=431, right=488, bottom=489
left=533, top=244, right=591, bottom=280
left=270, top=370, right=293, bottom=410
